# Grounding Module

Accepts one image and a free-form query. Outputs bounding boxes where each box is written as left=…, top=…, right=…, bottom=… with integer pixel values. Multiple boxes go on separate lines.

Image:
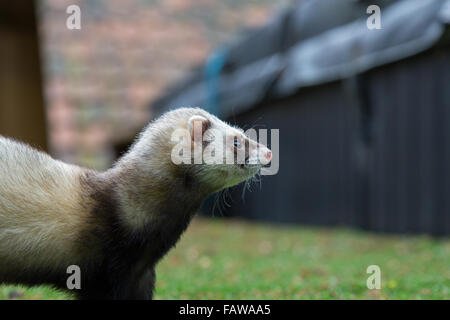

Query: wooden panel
left=0, top=0, right=47, bottom=151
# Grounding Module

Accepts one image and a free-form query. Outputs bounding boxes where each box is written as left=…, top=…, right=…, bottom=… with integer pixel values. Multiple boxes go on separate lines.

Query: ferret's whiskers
left=241, top=180, right=248, bottom=202
left=212, top=187, right=234, bottom=217
left=247, top=179, right=253, bottom=193
left=253, top=171, right=262, bottom=190
left=241, top=172, right=263, bottom=203
left=222, top=187, right=233, bottom=208
left=212, top=191, right=223, bottom=217
left=222, top=188, right=231, bottom=208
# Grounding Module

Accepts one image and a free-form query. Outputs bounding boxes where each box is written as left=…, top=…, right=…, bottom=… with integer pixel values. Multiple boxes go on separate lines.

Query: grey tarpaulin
left=153, top=0, right=449, bottom=117
left=151, top=0, right=450, bottom=235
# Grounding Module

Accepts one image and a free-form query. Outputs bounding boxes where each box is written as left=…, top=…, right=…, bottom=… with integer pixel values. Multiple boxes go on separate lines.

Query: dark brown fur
left=0, top=108, right=269, bottom=299
left=72, top=161, right=209, bottom=299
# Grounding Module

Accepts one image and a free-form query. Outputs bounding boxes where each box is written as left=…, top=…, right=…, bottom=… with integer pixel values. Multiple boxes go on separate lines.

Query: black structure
left=152, top=0, right=450, bottom=235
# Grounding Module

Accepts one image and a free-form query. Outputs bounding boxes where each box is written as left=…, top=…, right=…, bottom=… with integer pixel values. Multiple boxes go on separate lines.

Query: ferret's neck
left=98, top=156, right=208, bottom=234
left=81, top=158, right=207, bottom=269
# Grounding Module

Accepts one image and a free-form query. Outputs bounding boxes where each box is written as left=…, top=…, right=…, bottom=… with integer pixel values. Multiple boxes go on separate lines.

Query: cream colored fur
left=111, top=108, right=268, bottom=231
left=0, top=137, right=88, bottom=274
left=0, top=108, right=271, bottom=277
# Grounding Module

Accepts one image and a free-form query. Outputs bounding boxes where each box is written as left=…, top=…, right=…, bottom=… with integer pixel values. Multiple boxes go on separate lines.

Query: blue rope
left=204, top=48, right=228, bottom=116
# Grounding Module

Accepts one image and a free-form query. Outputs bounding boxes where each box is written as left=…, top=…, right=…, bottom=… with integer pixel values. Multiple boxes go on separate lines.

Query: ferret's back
left=0, top=136, right=82, bottom=207
left=0, top=136, right=89, bottom=273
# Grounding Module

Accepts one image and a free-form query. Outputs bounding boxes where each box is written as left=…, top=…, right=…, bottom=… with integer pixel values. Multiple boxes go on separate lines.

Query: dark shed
left=152, top=0, right=450, bottom=235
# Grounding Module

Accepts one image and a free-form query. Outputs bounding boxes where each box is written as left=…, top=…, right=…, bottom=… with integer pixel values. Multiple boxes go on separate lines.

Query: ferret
left=0, top=107, right=271, bottom=300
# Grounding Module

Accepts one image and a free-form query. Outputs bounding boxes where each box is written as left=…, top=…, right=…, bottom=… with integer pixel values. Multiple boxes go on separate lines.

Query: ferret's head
left=183, top=111, right=272, bottom=193
left=128, top=108, right=272, bottom=196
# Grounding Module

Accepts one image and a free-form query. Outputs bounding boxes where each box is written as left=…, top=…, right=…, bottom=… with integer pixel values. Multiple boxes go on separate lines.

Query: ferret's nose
left=260, top=147, right=272, bottom=165
left=265, top=150, right=272, bottom=162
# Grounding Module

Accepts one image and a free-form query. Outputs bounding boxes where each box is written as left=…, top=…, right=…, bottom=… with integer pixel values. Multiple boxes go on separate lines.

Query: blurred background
left=1, top=0, right=450, bottom=300
left=3, top=0, right=287, bottom=168
left=1, top=0, right=450, bottom=235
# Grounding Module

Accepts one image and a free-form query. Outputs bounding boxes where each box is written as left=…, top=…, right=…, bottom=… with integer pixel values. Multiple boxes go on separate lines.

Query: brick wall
left=38, top=0, right=287, bottom=169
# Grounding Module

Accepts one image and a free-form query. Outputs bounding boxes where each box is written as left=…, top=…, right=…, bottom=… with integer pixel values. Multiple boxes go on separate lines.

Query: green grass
left=1, top=218, right=449, bottom=299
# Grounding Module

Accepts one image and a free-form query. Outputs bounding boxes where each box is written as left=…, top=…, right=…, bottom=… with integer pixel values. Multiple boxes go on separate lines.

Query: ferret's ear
left=188, top=115, right=210, bottom=142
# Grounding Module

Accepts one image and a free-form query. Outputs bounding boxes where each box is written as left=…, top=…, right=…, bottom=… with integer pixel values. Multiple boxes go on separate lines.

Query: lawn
left=1, top=218, right=449, bottom=300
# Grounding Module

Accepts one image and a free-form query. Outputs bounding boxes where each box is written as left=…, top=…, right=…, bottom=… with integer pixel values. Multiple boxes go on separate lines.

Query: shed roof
left=152, top=0, right=450, bottom=118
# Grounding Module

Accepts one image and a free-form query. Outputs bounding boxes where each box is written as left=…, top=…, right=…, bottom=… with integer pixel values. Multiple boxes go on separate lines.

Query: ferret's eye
left=233, top=138, right=241, bottom=148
